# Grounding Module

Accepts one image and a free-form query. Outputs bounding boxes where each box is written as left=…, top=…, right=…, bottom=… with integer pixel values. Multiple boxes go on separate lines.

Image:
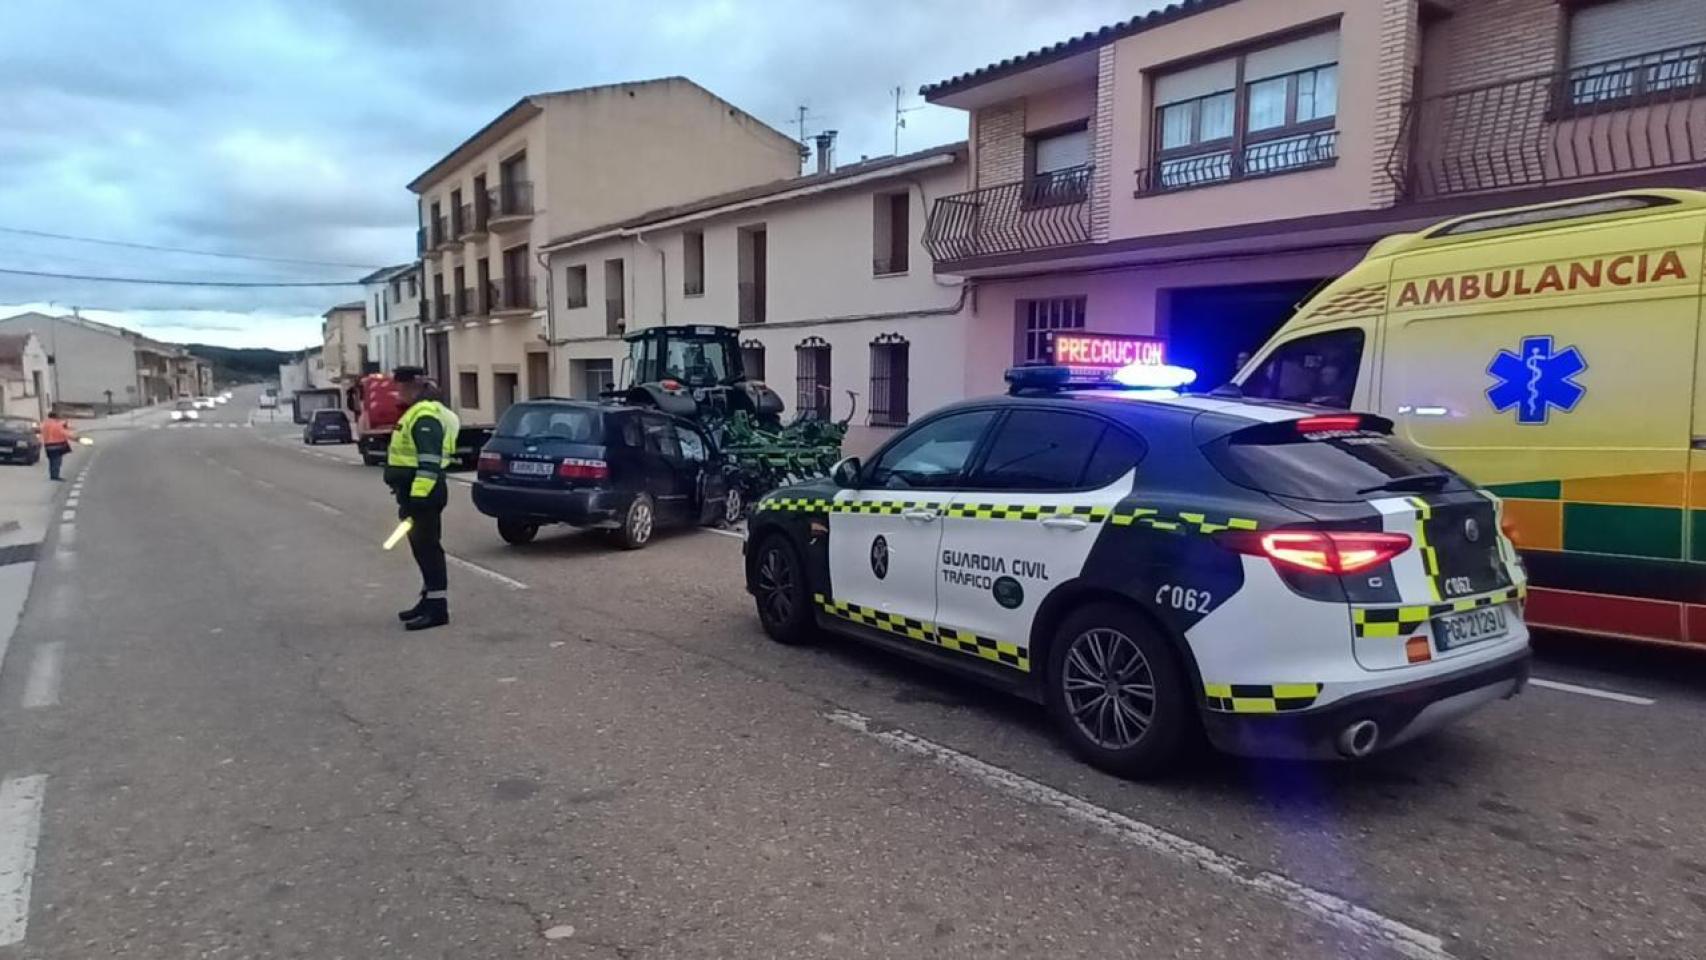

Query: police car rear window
left=1203, top=420, right=1471, bottom=502
left=495, top=404, right=604, bottom=443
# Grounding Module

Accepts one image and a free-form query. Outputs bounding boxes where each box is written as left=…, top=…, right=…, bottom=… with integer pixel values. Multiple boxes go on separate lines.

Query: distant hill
left=185, top=344, right=295, bottom=384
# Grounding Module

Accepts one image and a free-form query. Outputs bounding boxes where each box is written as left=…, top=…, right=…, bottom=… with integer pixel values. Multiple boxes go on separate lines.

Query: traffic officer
left=385, top=368, right=460, bottom=631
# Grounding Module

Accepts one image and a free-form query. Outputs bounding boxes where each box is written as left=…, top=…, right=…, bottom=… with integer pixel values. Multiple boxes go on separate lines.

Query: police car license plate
left=1434, top=605, right=1508, bottom=650
left=508, top=460, right=553, bottom=477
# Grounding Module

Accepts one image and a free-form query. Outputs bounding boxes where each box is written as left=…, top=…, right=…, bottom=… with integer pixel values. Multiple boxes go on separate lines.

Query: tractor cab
left=618, top=325, right=783, bottom=424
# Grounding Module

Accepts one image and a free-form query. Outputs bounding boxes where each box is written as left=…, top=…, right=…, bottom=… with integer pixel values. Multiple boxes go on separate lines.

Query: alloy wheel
left=631, top=500, right=654, bottom=544
left=755, top=545, right=795, bottom=625
left=1061, top=627, right=1157, bottom=750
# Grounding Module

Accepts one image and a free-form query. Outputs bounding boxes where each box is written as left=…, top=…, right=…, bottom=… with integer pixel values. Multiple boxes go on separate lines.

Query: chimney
left=813, top=130, right=837, bottom=174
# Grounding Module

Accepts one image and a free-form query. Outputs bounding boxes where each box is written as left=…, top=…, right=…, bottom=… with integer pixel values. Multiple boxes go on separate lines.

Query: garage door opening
left=1162, top=279, right=1328, bottom=390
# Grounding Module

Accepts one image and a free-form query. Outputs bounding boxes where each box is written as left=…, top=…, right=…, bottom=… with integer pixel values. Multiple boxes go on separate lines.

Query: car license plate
left=1434, top=605, right=1508, bottom=650
left=508, top=460, right=553, bottom=477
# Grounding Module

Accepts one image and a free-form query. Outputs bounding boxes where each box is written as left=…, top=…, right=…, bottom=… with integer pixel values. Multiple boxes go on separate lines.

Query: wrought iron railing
left=924, top=166, right=1092, bottom=263
left=1135, top=131, right=1338, bottom=195
left=431, top=217, right=451, bottom=249
left=492, top=181, right=534, bottom=219
left=493, top=275, right=536, bottom=312
left=433, top=293, right=450, bottom=320
left=456, top=287, right=474, bottom=317
left=1388, top=43, right=1706, bottom=200
left=454, top=204, right=472, bottom=238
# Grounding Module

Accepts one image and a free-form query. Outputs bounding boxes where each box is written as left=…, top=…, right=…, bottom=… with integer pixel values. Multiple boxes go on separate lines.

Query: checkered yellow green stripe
left=813, top=594, right=1029, bottom=672
left=1351, top=585, right=1527, bottom=638
left=1408, top=496, right=1443, bottom=602
left=1204, top=682, right=1323, bottom=714
left=757, top=497, right=1259, bottom=535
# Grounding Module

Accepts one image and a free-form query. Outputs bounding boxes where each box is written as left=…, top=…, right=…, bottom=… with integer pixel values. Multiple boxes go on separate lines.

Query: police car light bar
left=1005, top=362, right=1201, bottom=396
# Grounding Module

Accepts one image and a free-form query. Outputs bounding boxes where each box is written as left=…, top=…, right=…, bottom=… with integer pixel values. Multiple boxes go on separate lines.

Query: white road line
left=702, top=527, right=744, bottom=540
left=21, top=642, right=62, bottom=709
left=0, top=774, right=47, bottom=946
left=64, top=498, right=78, bottom=509
left=56, top=523, right=74, bottom=549
left=1529, top=677, right=1655, bottom=706
left=252, top=478, right=276, bottom=491
left=447, top=555, right=528, bottom=590
left=823, top=709, right=1455, bottom=960
left=306, top=500, right=342, bottom=516
left=57, top=510, right=73, bottom=523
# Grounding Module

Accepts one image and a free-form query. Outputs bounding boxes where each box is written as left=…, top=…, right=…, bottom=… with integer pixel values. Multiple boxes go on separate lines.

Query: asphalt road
left=0, top=387, right=1702, bottom=959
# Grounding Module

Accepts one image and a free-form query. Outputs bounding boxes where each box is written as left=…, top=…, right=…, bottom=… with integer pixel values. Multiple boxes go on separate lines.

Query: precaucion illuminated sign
left=1049, top=332, right=1167, bottom=369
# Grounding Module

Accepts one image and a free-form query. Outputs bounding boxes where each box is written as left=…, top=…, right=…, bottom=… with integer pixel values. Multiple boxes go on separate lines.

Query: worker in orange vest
left=39, top=408, right=76, bottom=481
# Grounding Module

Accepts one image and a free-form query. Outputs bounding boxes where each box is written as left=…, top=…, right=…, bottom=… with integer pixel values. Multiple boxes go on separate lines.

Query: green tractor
left=616, top=325, right=850, bottom=516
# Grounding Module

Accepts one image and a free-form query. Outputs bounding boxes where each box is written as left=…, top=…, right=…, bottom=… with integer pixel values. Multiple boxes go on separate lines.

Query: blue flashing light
left=1110, top=362, right=1198, bottom=389
left=1006, top=362, right=1202, bottom=397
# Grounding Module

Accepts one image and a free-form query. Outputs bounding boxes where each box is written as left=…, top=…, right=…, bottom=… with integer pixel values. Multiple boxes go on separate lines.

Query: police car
left=743, top=365, right=1531, bottom=778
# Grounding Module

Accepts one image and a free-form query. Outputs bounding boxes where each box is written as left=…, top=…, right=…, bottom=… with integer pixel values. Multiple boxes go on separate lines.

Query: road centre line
left=0, top=774, right=46, bottom=946
left=57, top=510, right=72, bottom=523
left=21, top=642, right=62, bottom=709
left=823, top=709, right=1455, bottom=960
left=447, top=555, right=528, bottom=590
left=56, top=524, right=74, bottom=549
left=1528, top=677, right=1655, bottom=706
left=252, top=478, right=276, bottom=491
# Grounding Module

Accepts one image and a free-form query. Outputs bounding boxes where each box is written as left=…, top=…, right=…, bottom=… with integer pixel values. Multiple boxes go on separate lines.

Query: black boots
left=397, top=594, right=425, bottom=621
left=404, top=600, right=449, bottom=632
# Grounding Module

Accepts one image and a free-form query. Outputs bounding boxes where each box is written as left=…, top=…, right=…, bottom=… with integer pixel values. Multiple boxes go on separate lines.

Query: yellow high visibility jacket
left=387, top=400, right=460, bottom=498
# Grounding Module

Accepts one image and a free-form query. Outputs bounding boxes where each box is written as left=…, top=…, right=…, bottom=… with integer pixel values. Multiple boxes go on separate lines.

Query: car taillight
left=557, top=458, right=609, bottom=481
left=1218, top=530, right=1412, bottom=575
left=1294, top=415, right=1364, bottom=434
left=476, top=451, right=502, bottom=475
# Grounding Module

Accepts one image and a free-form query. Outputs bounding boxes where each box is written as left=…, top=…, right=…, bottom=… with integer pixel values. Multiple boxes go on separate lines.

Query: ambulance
left=1235, top=189, right=1706, bottom=648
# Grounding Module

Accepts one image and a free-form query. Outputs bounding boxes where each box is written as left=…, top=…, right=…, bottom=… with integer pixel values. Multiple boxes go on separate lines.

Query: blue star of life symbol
left=1486, top=335, right=1587, bottom=425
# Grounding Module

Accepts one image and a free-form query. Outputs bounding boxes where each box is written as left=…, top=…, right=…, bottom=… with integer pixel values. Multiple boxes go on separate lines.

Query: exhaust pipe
left=1337, top=719, right=1380, bottom=759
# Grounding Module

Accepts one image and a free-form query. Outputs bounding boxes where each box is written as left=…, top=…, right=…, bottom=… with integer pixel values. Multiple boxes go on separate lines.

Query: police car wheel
left=1045, top=604, right=1187, bottom=779
left=497, top=519, right=538, bottom=545
left=752, top=534, right=813, bottom=645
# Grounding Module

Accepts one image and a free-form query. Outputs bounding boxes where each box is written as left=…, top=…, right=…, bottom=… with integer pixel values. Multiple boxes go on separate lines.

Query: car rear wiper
left=1357, top=472, right=1452, bottom=495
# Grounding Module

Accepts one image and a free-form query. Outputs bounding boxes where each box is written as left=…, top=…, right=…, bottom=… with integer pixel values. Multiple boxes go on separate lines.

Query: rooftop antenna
left=893, top=86, right=925, bottom=155
left=789, top=104, right=825, bottom=173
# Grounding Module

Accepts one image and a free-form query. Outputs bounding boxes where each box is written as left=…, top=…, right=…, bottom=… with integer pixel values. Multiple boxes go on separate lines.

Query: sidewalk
left=0, top=456, right=69, bottom=550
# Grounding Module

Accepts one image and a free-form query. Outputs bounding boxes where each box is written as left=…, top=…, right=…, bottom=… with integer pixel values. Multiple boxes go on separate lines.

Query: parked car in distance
left=257, top=394, right=278, bottom=410
left=472, top=399, right=735, bottom=549
left=191, top=396, right=216, bottom=410
left=170, top=399, right=199, bottom=422
left=303, top=408, right=353, bottom=445
left=0, top=416, right=41, bottom=465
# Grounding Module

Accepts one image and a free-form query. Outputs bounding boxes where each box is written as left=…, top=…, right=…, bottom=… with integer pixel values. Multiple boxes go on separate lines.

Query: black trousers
left=401, top=486, right=448, bottom=600
left=45, top=443, right=68, bottom=480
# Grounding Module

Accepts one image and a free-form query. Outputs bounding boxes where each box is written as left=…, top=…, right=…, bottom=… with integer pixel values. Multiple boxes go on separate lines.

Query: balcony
left=431, top=217, right=456, bottom=252
left=433, top=293, right=450, bottom=321
left=1134, top=131, right=1337, bottom=196
left=1388, top=43, right=1706, bottom=201
left=491, top=275, right=536, bottom=315
left=488, top=181, right=534, bottom=229
left=923, top=166, right=1092, bottom=265
left=455, top=287, right=475, bottom=319
left=416, top=227, right=428, bottom=256
left=738, top=281, right=766, bottom=325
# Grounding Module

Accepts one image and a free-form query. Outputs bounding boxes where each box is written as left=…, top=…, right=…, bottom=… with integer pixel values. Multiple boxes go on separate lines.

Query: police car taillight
left=557, top=458, right=609, bottom=481
left=1217, top=530, right=1412, bottom=574
left=1294, top=415, right=1364, bottom=434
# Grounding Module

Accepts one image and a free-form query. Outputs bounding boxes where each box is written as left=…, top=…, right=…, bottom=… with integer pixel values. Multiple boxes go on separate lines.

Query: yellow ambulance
left=1234, top=189, right=1706, bottom=648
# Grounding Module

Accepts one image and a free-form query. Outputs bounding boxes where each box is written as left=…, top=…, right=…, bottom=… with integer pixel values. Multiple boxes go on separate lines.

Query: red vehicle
left=353, top=372, right=404, bottom=466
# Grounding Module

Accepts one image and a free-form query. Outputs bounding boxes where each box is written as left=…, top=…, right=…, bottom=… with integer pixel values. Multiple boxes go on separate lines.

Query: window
left=391, top=280, right=401, bottom=305
left=1017, top=296, right=1086, bottom=363
left=495, top=404, right=603, bottom=442
left=407, top=274, right=416, bottom=299
left=1025, top=124, right=1093, bottom=206
left=867, top=410, right=997, bottom=490
left=1149, top=31, right=1339, bottom=192
left=676, top=426, right=707, bottom=462
left=604, top=259, right=625, bottom=334
left=577, top=358, right=613, bottom=399
left=968, top=410, right=1108, bottom=490
left=741, top=339, right=766, bottom=381
left=564, top=265, right=588, bottom=309
left=872, top=192, right=910, bottom=274
left=869, top=335, right=909, bottom=427
left=640, top=414, right=679, bottom=459
left=1566, top=0, right=1705, bottom=105
left=795, top=337, right=832, bottom=419
left=457, top=371, right=479, bottom=410
left=683, top=231, right=705, bottom=296
left=1082, top=427, right=1147, bottom=488
left=1240, top=328, right=1364, bottom=409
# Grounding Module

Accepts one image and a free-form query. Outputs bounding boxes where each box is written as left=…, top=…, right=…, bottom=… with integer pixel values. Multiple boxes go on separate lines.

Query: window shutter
left=1034, top=128, right=1091, bottom=173
left=1569, top=0, right=1706, bottom=67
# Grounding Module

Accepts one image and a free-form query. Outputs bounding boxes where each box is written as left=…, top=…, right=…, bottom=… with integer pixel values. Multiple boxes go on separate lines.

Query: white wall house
left=542, top=142, right=969, bottom=455
left=0, top=312, right=152, bottom=409
left=361, top=262, right=422, bottom=373
left=0, top=333, right=52, bottom=420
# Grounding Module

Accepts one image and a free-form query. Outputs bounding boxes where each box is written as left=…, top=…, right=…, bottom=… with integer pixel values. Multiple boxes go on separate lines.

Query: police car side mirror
left=831, top=456, right=862, bottom=489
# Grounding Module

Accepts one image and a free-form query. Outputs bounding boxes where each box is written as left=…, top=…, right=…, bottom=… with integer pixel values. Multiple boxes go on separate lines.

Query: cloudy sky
left=0, top=0, right=1159, bottom=350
